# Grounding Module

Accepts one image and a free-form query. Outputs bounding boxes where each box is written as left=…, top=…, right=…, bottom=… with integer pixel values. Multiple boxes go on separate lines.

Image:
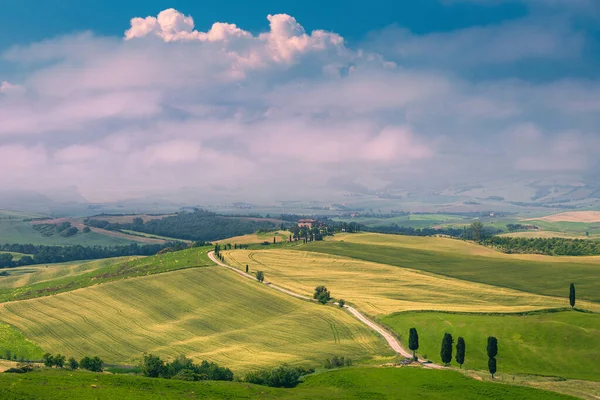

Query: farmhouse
left=298, top=219, right=317, bottom=228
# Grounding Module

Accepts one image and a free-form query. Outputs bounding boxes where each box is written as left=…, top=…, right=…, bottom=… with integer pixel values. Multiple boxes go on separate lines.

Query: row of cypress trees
left=408, top=328, right=498, bottom=378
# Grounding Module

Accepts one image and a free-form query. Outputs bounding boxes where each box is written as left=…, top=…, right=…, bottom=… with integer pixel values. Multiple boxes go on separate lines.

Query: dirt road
left=208, top=251, right=441, bottom=368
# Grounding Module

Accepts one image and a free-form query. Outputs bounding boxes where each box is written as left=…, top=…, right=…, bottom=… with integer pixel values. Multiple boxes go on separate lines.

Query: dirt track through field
left=208, top=251, right=441, bottom=369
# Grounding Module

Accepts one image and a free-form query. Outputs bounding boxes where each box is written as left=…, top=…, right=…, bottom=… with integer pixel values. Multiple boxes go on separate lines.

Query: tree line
left=409, top=327, right=499, bottom=378
left=482, top=236, right=600, bottom=256
left=85, top=209, right=277, bottom=242
left=0, top=242, right=185, bottom=268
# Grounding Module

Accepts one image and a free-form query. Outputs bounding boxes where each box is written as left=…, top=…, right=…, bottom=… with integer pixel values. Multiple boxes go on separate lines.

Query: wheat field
left=0, top=266, right=391, bottom=371
left=223, top=249, right=598, bottom=315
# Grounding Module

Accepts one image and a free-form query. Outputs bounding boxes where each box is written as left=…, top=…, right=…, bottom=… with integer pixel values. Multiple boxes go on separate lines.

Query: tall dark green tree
left=440, top=333, right=453, bottom=365
left=256, top=271, right=265, bottom=283
left=455, top=337, right=465, bottom=368
left=487, top=336, right=498, bottom=378
left=569, top=283, right=576, bottom=309
left=488, top=357, right=497, bottom=378
left=408, top=328, right=419, bottom=360
left=486, top=337, right=498, bottom=359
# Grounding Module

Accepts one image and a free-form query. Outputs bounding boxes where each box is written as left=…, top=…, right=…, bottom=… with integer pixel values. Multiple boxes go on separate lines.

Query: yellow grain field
left=223, top=250, right=598, bottom=315
left=0, top=266, right=391, bottom=371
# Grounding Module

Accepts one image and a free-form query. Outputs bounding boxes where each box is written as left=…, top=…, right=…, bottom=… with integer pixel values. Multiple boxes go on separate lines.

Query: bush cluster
left=141, top=354, right=233, bottom=382
left=324, top=355, right=352, bottom=369
left=243, top=364, right=314, bottom=388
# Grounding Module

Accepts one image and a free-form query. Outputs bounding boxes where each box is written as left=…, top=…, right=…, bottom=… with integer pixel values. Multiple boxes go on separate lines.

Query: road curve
left=208, top=251, right=441, bottom=368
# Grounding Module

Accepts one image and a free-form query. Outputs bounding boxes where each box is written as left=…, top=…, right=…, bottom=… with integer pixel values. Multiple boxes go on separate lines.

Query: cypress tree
left=488, top=357, right=497, bottom=378
left=408, top=328, right=419, bottom=360
left=486, top=337, right=498, bottom=359
left=569, top=283, right=576, bottom=309
left=440, top=333, right=453, bottom=365
left=455, top=337, right=465, bottom=368
left=245, top=265, right=249, bottom=273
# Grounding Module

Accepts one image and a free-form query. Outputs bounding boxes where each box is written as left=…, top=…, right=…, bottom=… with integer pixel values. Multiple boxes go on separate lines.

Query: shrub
left=244, top=365, right=313, bottom=388
left=313, top=286, right=331, bottom=304
left=68, top=357, right=79, bottom=370
left=80, top=356, right=104, bottom=372
left=338, top=299, right=345, bottom=308
left=172, top=369, right=198, bottom=381
left=324, top=355, right=352, bottom=369
left=42, top=353, right=55, bottom=367
left=5, top=363, right=34, bottom=374
left=141, top=353, right=165, bottom=378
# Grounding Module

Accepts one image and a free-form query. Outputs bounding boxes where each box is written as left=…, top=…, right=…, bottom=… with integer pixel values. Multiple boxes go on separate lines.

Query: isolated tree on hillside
left=569, top=283, right=576, bottom=309
left=486, top=337, right=498, bottom=359
left=471, top=221, right=484, bottom=241
left=456, top=337, right=465, bottom=368
left=440, top=333, right=453, bottom=365
left=246, top=265, right=249, bottom=273
left=314, top=286, right=331, bottom=304
left=487, top=336, right=498, bottom=378
left=488, top=357, right=497, bottom=378
left=408, top=328, right=419, bottom=360
left=256, top=271, right=265, bottom=283
left=338, top=299, right=345, bottom=308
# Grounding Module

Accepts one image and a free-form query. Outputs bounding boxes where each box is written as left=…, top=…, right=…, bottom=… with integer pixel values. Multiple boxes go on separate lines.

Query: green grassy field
left=0, top=323, right=45, bottom=360
left=334, top=213, right=471, bottom=229
left=223, top=249, right=591, bottom=314
left=0, top=266, right=391, bottom=371
left=382, top=310, right=600, bottom=381
left=0, top=257, right=139, bottom=290
left=215, top=231, right=293, bottom=245
left=0, top=367, right=576, bottom=400
left=121, top=230, right=192, bottom=243
left=303, top=233, right=600, bottom=303
left=0, top=248, right=211, bottom=302
left=0, top=220, right=136, bottom=246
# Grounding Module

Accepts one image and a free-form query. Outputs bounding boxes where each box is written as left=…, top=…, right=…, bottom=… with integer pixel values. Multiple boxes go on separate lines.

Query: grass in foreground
left=223, top=249, right=594, bottom=314
left=382, top=310, right=600, bottom=381
left=0, top=247, right=211, bottom=302
left=0, top=367, right=576, bottom=400
left=0, top=266, right=390, bottom=371
left=303, top=233, right=600, bottom=303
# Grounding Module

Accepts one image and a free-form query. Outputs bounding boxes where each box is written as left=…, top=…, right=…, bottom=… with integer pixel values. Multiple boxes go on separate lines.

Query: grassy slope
left=0, top=220, right=136, bottom=246
left=382, top=311, right=600, bottom=381
left=0, top=323, right=45, bottom=360
left=223, top=249, right=587, bottom=314
left=0, top=266, right=390, bottom=372
left=303, top=233, right=600, bottom=303
left=0, top=367, right=575, bottom=400
left=215, top=231, right=293, bottom=245
left=0, top=248, right=211, bottom=302
left=0, top=257, right=139, bottom=290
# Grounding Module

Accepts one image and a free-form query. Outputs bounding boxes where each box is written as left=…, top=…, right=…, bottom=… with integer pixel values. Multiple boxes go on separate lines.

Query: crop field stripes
left=0, top=265, right=390, bottom=371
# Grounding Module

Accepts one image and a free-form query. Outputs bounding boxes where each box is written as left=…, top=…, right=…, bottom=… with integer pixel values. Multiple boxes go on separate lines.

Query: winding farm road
left=208, top=251, right=441, bottom=369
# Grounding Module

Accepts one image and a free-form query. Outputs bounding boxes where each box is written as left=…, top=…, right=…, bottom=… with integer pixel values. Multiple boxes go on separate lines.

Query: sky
left=1, top=0, right=599, bottom=203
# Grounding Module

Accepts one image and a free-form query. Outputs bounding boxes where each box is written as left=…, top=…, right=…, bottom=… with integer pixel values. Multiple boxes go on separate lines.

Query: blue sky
left=0, top=0, right=599, bottom=202
left=0, top=0, right=530, bottom=49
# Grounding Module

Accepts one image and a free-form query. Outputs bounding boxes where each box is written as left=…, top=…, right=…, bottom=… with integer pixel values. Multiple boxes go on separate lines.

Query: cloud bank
left=1, top=6, right=599, bottom=203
